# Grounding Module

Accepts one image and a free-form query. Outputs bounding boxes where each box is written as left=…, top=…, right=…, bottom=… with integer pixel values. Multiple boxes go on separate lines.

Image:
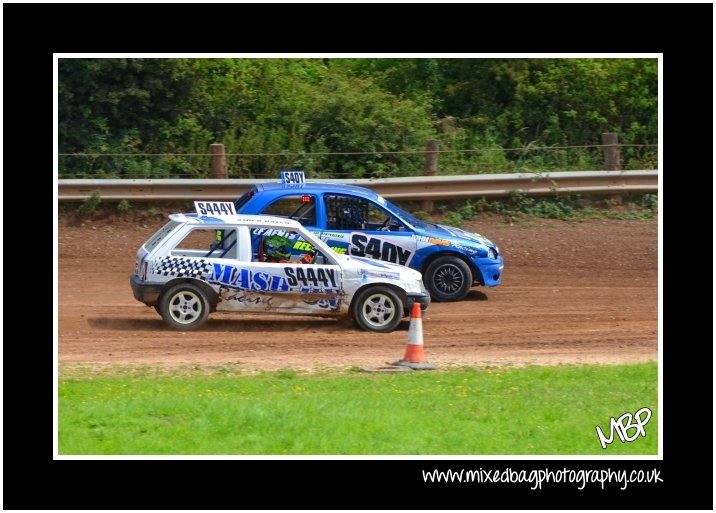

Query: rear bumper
left=130, top=275, right=164, bottom=306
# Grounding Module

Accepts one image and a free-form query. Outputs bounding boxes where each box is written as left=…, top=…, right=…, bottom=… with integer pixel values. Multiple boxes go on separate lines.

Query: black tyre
left=424, top=256, right=472, bottom=302
left=351, top=286, right=403, bottom=333
left=158, top=282, right=210, bottom=331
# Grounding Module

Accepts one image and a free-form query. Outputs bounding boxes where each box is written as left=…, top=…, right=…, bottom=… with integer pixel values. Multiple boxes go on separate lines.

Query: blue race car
left=235, top=172, right=503, bottom=302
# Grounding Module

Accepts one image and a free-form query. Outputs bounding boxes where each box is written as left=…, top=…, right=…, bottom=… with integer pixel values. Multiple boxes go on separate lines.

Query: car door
left=164, top=225, right=290, bottom=313
left=320, top=194, right=417, bottom=267
left=215, top=226, right=344, bottom=314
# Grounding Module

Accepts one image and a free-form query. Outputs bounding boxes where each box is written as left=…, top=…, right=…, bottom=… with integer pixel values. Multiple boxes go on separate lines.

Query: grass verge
left=59, top=363, right=657, bottom=455
left=433, top=192, right=657, bottom=227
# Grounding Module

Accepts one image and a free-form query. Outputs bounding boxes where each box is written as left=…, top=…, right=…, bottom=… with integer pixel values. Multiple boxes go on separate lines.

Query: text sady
left=350, top=234, right=412, bottom=266
left=209, top=263, right=337, bottom=292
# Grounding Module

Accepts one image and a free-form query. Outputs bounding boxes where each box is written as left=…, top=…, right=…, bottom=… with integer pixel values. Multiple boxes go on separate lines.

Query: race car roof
left=169, top=213, right=303, bottom=229
left=253, top=181, right=380, bottom=200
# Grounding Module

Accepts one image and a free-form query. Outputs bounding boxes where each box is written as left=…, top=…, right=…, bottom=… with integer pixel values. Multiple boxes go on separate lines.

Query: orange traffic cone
left=391, top=302, right=435, bottom=370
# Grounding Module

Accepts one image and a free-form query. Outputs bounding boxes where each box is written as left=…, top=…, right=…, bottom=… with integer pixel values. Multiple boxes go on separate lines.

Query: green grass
left=77, top=190, right=102, bottom=219
left=59, top=363, right=657, bottom=455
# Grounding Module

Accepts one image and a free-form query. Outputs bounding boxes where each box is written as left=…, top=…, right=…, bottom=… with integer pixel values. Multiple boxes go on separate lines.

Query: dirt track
left=58, top=213, right=658, bottom=372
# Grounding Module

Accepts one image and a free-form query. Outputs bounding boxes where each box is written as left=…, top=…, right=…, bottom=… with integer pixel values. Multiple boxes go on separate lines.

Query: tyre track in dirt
left=58, top=215, right=657, bottom=372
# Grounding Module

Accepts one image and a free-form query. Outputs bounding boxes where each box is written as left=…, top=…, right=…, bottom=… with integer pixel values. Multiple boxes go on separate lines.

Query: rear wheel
left=351, top=286, right=403, bottom=333
left=424, top=256, right=472, bottom=302
left=159, top=283, right=210, bottom=331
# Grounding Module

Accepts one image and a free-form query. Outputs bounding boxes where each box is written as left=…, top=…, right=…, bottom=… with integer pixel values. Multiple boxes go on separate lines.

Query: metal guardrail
left=57, top=170, right=658, bottom=202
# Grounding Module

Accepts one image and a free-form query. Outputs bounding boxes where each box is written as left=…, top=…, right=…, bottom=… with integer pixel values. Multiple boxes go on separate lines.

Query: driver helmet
left=263, top=235, right=293, bottom=261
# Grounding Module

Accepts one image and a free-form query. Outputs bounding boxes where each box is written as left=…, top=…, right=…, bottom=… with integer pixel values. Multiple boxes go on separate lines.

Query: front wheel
left=424, top=256, right=472, bottom=302
left=351, top=286, right=404, bottom=333
left=159, top=283, right=210, bottom=331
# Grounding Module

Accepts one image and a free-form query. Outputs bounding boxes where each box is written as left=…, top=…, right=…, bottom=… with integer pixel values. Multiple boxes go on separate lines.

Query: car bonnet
left=420, top=223, right=497, bottom=248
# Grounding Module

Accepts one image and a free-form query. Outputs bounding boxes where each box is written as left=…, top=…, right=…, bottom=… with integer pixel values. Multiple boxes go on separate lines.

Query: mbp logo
left=595, top=407, right=652, bottom=449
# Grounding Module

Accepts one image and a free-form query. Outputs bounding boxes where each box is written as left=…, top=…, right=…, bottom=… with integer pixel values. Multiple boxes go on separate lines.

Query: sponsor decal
left=219, top=287, right=274, bottom=306
left=152, top=256, right=211, bottom=279
left=451, top=243, right=480, bottom=256
left=284, top=267, right=337, bottom=289
left=300, top=289, right=342, bottom=310
left=440, top=225, right=492, bottom=245
left=292, top=240, right=315, bottom=252
left=252, top=228, right=300, bottom=239
left=320, top=232, right=349, bottom=241
left=318, top=232, right=349, bottom=254
left=365, top=270, right=401, bottom=281
left=208, top=263, right=290, bottom=291
left=349, top=234, right=412, bottom=266
left=207, top=261, right=340, bottom=295
left=415, top=235, right=451, bottom=246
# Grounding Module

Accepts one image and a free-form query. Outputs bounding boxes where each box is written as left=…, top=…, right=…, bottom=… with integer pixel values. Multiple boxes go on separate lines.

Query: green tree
left=343, top=58, right=657, bottom=170
left=59, top=58, right=203, bottom=177
left=58, top=57, right=657, bottom=178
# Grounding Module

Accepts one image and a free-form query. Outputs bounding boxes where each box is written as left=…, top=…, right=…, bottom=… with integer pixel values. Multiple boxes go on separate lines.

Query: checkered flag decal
left=152, top=256, right=211, bottom=279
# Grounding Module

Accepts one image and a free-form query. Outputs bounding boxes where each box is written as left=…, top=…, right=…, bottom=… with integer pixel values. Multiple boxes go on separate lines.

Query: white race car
left=130, top=202, right=430, bottom=332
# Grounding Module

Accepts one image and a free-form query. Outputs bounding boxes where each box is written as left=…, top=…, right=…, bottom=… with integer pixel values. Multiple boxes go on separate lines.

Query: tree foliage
left=58, top=57, right=658, bottom=178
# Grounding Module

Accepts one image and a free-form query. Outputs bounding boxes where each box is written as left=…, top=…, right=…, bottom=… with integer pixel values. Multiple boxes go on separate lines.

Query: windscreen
left=384, top=199, right=439, bottom=230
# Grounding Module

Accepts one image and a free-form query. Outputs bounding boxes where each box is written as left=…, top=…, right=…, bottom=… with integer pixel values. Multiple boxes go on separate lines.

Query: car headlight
left=488, top=247, right=497, bottom=260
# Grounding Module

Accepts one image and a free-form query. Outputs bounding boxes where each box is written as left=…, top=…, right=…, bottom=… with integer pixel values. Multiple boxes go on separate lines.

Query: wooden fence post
left=420, top=139, right=439, bottom=213
left=601, top=133, right=621, bottom=171
left=210, top=143, right=227, bottom=179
